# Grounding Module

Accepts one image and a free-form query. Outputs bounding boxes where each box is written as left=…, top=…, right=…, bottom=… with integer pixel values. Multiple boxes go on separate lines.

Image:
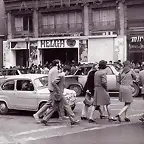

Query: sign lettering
left=41, top=39, right=65, bottom=48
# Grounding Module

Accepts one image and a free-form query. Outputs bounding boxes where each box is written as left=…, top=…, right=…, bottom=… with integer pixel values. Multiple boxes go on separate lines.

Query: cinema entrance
left=38, top=38, right=79, bottom=64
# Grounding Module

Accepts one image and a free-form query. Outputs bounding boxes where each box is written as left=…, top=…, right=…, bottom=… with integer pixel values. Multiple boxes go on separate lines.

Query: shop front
left=127, top=35, right=144, bottom=64
left=38, top=38, right=79, bottom=64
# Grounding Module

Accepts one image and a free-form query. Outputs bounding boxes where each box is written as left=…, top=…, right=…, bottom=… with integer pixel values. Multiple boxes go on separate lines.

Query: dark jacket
left=83, top=69, right=96, bottom=95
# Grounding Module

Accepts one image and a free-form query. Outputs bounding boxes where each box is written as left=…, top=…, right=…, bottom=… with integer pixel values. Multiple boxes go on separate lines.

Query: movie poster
left=79, top=39, right=88, bottom=63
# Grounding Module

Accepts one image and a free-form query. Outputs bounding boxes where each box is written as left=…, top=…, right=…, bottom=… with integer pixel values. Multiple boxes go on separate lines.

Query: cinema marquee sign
left=38, top=39, right=65, bottom=48
left=129, top=36, right=144, bottom=49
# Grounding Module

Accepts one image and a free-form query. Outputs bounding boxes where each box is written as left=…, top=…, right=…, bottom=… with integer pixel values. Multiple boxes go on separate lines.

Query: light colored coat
left=48, top=66, right=59, bottom=92
left=118, top=69, right=136, bottom=103
left=93, top=69, right=110, bottom=106
left=52, top=72, right=66, bottom=101
left=139, top=70, right=144, bottom=94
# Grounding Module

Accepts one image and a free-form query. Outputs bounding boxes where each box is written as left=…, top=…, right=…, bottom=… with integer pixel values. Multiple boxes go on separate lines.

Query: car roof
left=6, top=74, right=48, bottom=81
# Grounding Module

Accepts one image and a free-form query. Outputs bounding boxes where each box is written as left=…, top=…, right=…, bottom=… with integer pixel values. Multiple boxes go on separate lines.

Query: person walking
left=41, top=66, right=79, bottom=125
left=88, top=60, right=117, bottom=123
left=116, top=60, right=137, bottom=122
left=33, top=59, right=61, bottom=123
left=81, top=63, right=106, bottom=120
left=137, top=64, right=144, bottom=122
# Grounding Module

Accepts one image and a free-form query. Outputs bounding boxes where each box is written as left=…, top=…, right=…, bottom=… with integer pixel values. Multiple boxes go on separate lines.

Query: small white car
left=0, top=74, right=76, bottom=114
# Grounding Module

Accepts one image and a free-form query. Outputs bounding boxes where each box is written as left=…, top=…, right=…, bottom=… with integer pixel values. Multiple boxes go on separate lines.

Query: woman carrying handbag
left=81, top=63, right=106, bottom=120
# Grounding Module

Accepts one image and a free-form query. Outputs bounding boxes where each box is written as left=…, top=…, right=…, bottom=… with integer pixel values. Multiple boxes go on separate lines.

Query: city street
left=0, top=96, right=144, bottom=144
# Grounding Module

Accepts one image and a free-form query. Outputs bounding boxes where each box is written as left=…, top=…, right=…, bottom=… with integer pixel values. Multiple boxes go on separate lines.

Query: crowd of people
left=32, top=59, right=144, bottom=126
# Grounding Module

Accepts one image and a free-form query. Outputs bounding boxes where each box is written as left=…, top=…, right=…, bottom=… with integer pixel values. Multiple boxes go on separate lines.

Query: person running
left=116, top=60, right=137, bottom=122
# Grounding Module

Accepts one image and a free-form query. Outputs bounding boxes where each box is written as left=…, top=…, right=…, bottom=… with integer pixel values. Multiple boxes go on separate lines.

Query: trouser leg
left=81, top=104, right=89, bottom=118
left=35, top=96, right=52, bottom=117
left=61, top=97, right=76, bottom=122
left=89, top=106, right=95, bottom=120
left=43, top=102, right=58, bottom=122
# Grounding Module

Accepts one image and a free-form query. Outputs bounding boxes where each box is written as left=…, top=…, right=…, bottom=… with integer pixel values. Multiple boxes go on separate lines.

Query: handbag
left=83, top=92, right=93, bottom=107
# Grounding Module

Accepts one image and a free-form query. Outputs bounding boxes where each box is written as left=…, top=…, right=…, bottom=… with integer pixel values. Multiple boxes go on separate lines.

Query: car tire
left=69, top=84, right=82, bottom=96
left=132, top=83, right=140, bottom=97
left=0, top=102, right=8, bottom=115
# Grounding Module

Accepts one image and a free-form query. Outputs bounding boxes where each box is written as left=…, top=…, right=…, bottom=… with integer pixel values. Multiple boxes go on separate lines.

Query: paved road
left=0, top=97, right=144, bottom=144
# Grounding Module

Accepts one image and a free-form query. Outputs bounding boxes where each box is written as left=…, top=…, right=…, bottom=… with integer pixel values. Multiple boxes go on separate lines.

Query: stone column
left=7, top=13, right=13, bottom=39
left=83, top=4, right=89, bottom=36
left=115, top=0, right=127, bottom=62
left=118, top=0, right=126, bottom=36
left=33, top=10, right=39, bottom=38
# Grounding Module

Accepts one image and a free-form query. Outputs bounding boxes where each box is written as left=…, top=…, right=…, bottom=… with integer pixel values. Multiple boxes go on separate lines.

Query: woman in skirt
left=88, top=60, right=117, bottom=123
left=116, top=60, right=136, bottom=122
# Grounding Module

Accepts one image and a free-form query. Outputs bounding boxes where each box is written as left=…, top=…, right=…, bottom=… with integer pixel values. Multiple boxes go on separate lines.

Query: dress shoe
left=33, top=114, right=41, bottom=123
left=108, top=117, right=117, bottom=122
left=71, top=120, right=79, bottom=125
left=124, top=117, right=130, bottom=122
left=81, top=117, right=88, bottom=120
left=89, top=119, right=97, bottom=123
left=41, top=119, right=49, bottom=126
left=139, top=117, right=144, bottom=122
left=115, top=115, right=121, bottom=122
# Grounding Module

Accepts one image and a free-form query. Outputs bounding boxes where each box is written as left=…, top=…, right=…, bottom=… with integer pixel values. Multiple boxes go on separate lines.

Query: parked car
left=65, top=64, right=140, bottom=97
left=0, top=68, right=28, bottom=84
left=0, top=74, right=76, bottom=115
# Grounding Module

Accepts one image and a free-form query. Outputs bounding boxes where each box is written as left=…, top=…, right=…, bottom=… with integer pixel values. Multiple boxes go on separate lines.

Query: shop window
left=2, top=80, right=15, bottom=90
left=16, top=80, right=34, bottom=91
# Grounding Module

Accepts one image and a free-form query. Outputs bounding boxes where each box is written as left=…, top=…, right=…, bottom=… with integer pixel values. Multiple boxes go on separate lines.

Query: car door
left=75, top=67, right=87, bottom=87
left=15, top=79, right=38, bottom=110
left=106, top=66, right=119, bottom=91
left=0, top=80, right=17, bottom=109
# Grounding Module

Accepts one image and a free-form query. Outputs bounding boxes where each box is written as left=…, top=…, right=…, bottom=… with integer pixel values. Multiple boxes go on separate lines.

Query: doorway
left=42, top=48, right=78, bottom=64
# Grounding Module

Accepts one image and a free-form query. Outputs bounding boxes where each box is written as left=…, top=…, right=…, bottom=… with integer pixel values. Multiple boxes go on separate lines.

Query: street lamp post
left=25, top=37, right=30, bottom=67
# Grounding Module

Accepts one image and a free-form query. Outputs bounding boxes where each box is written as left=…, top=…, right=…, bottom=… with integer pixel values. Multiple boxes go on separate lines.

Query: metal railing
left=40, top=23, right=83, bottom=35
left=91, top=20, right=116, bottom=32
left=13, top=27, right=34, bottom=38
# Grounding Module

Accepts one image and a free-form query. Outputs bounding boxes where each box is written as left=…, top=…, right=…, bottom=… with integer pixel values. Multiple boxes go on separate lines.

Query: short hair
left=52, top=59, right=60, bottom=66
left=123, top=60, right=131, bottom=67
left=98, top=60, right=107, bottom=69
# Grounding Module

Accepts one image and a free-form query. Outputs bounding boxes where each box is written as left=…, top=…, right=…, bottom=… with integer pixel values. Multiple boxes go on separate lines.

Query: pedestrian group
left=33, top=59, right=144, bottom=126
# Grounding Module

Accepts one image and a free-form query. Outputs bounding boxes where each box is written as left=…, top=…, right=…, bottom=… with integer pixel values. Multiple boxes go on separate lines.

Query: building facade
left=0, top=0, right=7, bottom=68
left=126, top=0, right=144, bottom=64
left=3, top=0, right=127, bottom=67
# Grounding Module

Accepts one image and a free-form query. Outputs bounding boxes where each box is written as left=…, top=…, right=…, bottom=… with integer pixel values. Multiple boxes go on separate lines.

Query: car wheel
left=0, top=102, right=8, bottom=115
left=132, top=83, right=140, bottom=97
left=69, top=84, right=82, bottom=96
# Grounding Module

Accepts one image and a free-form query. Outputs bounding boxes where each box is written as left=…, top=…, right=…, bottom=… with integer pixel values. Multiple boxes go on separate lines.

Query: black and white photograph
left=0, top=0, right=144, bottom=144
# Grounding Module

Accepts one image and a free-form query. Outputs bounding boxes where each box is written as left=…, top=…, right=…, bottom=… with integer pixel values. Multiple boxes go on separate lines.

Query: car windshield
left=34, top=76, right=48, bottom=89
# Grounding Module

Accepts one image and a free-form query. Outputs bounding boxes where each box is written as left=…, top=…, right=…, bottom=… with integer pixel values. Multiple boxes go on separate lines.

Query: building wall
left=3, top=0, right=128, bottom=66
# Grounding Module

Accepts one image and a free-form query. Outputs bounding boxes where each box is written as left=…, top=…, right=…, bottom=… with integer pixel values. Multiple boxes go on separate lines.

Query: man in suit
left=41, top=66, right=79, bottom=125
left=33, top=59, right=61, bottom=123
